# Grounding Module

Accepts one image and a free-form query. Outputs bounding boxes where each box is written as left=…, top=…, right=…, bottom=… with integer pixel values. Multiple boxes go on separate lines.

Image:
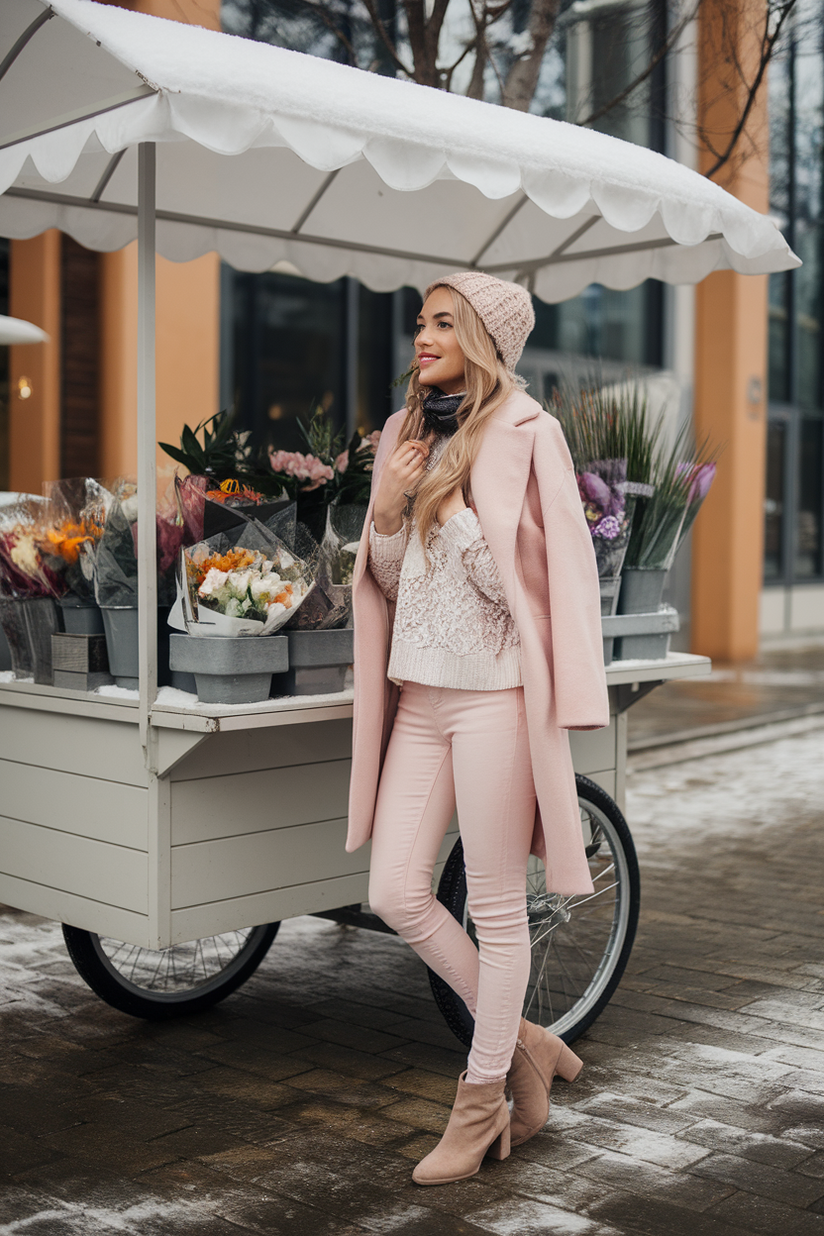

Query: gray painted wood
left=0, top=871, right=150, bottom=943
left=0, top=710, right=147, bottom=786
left=169, top=719, right=353, bottom=781
left=170, top=759, right=351, bottom=845
left=0, top=759, right=147, bottom=849
left=171, top=816, right=365, bottom=907
left=568, top=720, right=617, bottom=775
left=0, top=815, right=148, bottom=913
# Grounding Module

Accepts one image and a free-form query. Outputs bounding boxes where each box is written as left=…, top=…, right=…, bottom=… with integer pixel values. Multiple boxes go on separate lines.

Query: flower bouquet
left=0, top=497, right=66, bottom=682
left=169, top=519, right=314, bottom=703
left=178, top=520, right=313, bottom=638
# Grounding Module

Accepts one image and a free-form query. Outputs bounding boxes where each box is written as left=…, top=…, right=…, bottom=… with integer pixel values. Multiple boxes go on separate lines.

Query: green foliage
left=159, top=410, right=253, bottom=479
left=549, top=373, right=719, bottom=571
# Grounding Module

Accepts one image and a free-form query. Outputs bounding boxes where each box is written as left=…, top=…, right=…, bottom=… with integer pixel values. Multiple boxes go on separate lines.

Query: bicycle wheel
left=428, top=775, right=640, bottom=1046
left=62, top=922, right=280, bottom=1020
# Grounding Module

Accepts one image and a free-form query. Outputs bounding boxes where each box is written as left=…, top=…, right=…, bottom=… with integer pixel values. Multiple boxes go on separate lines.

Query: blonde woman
left=347, top=272, right=609, bottom=1185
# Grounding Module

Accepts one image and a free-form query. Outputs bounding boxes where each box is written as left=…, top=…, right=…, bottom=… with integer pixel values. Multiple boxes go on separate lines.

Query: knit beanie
left=424, top=271, right=535, bottom=372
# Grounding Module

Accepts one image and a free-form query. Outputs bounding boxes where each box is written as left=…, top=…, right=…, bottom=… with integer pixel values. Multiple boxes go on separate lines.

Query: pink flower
left=360, top=430, right=381, bottom=453
left=335, top=450, right=349, bottom=474
left=269, top=450, right=334, bottom=491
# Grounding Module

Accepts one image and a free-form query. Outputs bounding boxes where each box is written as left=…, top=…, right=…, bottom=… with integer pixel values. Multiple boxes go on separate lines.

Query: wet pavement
left=628, top=643, right=824, bottom=750
left=1, top=648, right=824, bottom=1235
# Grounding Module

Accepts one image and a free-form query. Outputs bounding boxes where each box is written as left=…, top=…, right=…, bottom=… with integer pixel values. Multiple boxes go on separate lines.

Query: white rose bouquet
left=174, top=519, right=314, bottom=637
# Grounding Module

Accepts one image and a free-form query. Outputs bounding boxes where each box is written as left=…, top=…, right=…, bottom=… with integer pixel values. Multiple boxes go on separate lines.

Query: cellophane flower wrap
left=180, top=518, right=313, bottom=637
left=285, top=501, right=366, bottom=631
left=88, top=481, right=139, bottom=608
left=43, top=478, right=109, bottom=602
left=576, top=460, right=635, bottom=581
left=0, top=499, right=67, bottom=600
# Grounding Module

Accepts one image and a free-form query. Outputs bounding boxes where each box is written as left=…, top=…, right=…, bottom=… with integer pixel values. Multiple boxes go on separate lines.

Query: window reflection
left=764, top=420, right=786, bottom=580
left=796, top=417, right=823, bottom=577
left=229, top=271, right=347, bottom=450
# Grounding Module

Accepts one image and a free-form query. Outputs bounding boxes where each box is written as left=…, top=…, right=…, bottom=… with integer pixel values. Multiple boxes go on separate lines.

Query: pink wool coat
left=346, top=389, right=610, bottom=895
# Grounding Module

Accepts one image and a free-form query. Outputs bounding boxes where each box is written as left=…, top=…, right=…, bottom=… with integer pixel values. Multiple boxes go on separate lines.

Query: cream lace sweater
left=368, top=501, right=522, bottom=691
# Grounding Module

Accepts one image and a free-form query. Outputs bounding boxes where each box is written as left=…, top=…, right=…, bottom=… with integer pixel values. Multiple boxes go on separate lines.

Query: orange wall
left=692, top=0, right=770, bottom=661
left=6, top=0, right=223, bottom=494
left=8, top=232, right=62, bottom=494
left=99, top=246, right=221, bottom=486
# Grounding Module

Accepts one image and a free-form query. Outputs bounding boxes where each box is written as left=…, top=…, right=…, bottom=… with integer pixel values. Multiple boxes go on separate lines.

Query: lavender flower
left=592, top=515, right=621, bottom=540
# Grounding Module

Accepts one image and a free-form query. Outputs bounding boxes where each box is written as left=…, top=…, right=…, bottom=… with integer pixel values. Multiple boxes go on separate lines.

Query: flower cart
left=0, top=0, right=796, bottom=1042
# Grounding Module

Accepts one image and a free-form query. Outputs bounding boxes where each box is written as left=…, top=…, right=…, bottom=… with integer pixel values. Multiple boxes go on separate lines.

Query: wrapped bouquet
left=177, top=519, right=313, bottom=637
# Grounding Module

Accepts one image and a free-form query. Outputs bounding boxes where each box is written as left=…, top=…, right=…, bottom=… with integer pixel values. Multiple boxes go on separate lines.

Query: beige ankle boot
left=506, top=1018, right=583, bottom=1146
left=412, top=1072, right=510, bottom=1186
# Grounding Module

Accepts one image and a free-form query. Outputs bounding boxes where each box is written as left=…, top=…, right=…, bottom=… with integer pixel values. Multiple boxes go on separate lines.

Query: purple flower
left=677, top=461, right=717, bottom=504
left=592, top=515, right=621, bottom=540
left=578, top=471, right=612, bottom=511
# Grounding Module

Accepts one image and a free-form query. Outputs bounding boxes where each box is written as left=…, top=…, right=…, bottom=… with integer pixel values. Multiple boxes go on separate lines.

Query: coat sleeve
left=534, top=416, right=610, bottom=731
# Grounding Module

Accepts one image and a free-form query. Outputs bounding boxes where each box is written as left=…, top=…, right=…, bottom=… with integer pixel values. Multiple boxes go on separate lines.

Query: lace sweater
left=368, top=501, right=522, bottom=691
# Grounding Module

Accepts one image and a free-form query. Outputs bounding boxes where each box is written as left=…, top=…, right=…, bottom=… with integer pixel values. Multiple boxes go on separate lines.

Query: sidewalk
left=627, top=644, right=824, bottom=767
left=1, top=650, right=823, bottom=1235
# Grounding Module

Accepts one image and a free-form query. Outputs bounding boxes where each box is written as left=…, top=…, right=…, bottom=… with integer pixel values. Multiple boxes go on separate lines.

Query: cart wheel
left=61, top=923, right=280, bottom=1020
left=428, top=775, right=640, bottom=1046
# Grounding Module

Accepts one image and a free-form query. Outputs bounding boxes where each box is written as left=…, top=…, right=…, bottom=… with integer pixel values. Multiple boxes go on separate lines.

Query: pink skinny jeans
left=368, top=681, right=537, bottom=1084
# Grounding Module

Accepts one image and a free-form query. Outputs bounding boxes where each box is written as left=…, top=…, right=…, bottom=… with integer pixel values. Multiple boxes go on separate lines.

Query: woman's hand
left=437, top=487, right=468, bottom=527
left=373, top=440, right=428, bottom=535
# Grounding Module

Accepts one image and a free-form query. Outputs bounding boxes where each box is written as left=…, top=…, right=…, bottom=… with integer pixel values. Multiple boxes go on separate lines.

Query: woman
left=347, top=271, right=609, bottom=1186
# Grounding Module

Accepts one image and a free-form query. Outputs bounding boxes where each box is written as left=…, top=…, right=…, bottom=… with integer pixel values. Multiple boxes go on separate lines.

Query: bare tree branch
left=360, top=0, right=416, bottom=77
left=702, top=0, right=795, bottom=179
left=501, top=0, right=561, bottom=111
left=579, top=3, right=699, bottom=129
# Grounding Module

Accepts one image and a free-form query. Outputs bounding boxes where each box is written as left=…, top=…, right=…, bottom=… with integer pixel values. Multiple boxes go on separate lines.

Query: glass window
left=766, top=9, right=824, bottom=585
left=764, top=419, right=786, bottom=580
left=796, top=416, right=823, bottom=577
left=229, top=270, right=348, bottom=451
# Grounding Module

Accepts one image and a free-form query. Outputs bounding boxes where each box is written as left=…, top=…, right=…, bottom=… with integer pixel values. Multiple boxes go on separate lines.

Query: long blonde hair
left=399, top=288, right=520, bottom=546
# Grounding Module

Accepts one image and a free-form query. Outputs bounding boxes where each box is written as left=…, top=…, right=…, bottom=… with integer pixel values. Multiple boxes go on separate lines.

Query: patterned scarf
left=421, top=388, right=465, bottom=438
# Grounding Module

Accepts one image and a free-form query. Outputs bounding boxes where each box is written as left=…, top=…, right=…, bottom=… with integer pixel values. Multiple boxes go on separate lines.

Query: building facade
left=1, top=0, right=820, bottom=658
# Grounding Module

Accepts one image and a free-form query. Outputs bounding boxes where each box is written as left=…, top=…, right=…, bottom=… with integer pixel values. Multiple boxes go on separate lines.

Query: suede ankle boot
left=507, top=1017, right=583, bottom=1146
left=412, top=1072, right=510, bottom=1186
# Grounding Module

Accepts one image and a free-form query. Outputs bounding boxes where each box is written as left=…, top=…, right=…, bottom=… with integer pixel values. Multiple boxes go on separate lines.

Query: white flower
left=198, top=567, right=228, bottom=597
left=10, top=534, right=39, bottom=576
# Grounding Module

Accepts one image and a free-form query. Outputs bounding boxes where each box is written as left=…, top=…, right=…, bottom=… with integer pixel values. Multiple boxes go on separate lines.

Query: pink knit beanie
left=424, top=271, right=535, bottom=372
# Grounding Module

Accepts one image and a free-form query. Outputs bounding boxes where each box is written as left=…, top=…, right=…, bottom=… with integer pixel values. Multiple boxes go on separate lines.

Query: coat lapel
left=471, top=400, right=538, bottom=604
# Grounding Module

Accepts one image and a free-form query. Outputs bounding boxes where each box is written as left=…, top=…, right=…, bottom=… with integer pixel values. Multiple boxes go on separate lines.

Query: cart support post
left=137, top=142, right=158, bottom=756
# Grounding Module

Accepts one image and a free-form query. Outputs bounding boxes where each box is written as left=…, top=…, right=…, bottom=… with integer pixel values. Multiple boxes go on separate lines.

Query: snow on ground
left=626, top=725, right=824, bottom=849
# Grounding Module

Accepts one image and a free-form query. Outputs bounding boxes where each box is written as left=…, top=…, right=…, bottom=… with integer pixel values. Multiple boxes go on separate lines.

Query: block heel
left=555, top=1042, right=584, bottom=1083
left=506, top=1018, right=585, bottom=1147
left=487, top=1123, right=511, bottom=1161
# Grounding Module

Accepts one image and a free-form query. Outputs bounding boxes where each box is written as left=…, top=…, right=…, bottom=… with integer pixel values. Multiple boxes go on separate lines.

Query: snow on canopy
left=0, top=0, right=799, bottom=301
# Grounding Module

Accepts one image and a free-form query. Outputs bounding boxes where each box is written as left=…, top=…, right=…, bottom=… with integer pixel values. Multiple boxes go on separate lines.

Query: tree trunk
left=501, top=0, right=562, bottom=111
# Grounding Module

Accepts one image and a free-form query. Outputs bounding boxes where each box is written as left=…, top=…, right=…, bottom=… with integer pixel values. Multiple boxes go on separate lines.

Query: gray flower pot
left=0, top=600, right=28, bottom=676
left=59, top=596, right=105, bottom=635
left=22, top=598, right=63, bottom=685
left=0, top=624, right=10, bottom=672
left=101, top=606, right=178, bottom=690
left=272, top=627, right=354, bottom=696
left=169, top=633, right=289, bottom=704
left=601, top=605, right=680, bottom=664
left=101, top=607, right=140, bottom=689
left=599, top=576, right=621, bottom=617
left=617, top=568, right=668, bottom=615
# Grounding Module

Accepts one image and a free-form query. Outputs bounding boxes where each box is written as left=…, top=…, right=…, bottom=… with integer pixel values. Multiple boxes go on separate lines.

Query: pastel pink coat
left=346, top=389, right=610, bottom=895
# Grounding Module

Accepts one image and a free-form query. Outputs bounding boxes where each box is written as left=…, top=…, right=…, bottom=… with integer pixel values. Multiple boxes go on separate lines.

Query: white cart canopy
left=0, top=0, right=799, bottom=302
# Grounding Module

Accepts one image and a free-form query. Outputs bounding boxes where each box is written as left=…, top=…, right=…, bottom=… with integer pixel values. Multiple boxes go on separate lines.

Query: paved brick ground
left=628, top=645, right=824, bottom=748
left=1, top=724, right=823, bottom=1235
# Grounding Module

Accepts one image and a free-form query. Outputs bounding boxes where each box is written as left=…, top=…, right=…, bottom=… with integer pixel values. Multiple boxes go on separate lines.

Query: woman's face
left=414, top=288, right=466, bottom=395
